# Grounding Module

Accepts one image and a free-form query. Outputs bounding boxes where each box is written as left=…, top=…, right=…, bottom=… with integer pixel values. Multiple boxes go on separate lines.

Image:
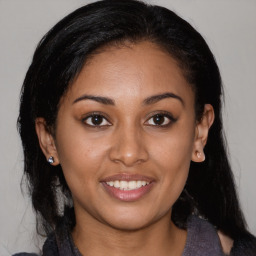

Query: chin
left=98, top=207, right=164, bottom=232
left=105, top=218, right=152, bottom=232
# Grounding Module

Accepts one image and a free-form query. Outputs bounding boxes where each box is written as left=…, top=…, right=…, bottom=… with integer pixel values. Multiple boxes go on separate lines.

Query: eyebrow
left=73, top=95, right=115, bottom=105
left=72, top=92, right=184, bottom=106
left=143, top=92, right=184, bottom=106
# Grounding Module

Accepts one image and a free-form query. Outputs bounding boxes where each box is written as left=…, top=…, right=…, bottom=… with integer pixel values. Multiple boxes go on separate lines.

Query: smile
left=101, top=174, right=155, bottom=201
left=106, top=180, right=150, bottom=190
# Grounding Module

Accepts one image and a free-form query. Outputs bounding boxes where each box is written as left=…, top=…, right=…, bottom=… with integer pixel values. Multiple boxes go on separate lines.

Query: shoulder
left=185, top=216, right=256, bottom=255
left=12, top=232, right=58, bottom=256
left=231, top=232, right=256, bottom=256
left=183, top=215, right=225, bottom=255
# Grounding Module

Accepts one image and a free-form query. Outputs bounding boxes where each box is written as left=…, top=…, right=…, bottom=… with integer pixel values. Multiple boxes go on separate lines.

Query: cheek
left=149, top=123, right=195, bottom=196
left=56, top=116, right=106, bottom=161
left=55, top=125, right=110, bottom=190
left=151, top=125, right=195, bottom=168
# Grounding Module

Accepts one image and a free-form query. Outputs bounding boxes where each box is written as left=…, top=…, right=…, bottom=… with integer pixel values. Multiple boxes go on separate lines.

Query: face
left=38, top=41, right=211, bottom=231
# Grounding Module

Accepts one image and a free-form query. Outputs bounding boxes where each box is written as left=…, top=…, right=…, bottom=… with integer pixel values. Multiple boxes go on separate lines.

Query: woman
left=15, top=0, right=256, bottom=255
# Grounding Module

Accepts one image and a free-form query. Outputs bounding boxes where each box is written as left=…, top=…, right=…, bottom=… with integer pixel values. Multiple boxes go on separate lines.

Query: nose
left=109, top=126, right=149, bottom=167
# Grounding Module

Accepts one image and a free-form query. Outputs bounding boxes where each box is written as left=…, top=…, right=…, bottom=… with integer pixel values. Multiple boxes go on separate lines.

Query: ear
left=35, top=117, right=60, bottom=166
left=191, top=104, right=215, bottom=162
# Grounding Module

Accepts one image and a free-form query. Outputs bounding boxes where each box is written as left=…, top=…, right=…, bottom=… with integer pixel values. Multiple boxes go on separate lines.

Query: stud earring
left=196, top=151, right=205, bottom=161
left=48, top=156, right=54, bottom=164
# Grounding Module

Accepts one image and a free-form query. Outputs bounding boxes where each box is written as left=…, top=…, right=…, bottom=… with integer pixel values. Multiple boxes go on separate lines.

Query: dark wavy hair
left=18, top=0, right=249, bottom=239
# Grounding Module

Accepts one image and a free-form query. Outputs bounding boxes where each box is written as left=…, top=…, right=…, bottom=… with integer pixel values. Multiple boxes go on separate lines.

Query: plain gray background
left=0, top=0, right=255, bottom=255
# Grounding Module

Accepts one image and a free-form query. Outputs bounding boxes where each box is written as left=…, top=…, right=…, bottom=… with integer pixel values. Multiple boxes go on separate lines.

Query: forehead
left=65, top=41, right=194, bottom=106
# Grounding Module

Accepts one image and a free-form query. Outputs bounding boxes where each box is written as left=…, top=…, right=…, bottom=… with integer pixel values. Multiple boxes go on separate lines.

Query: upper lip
left=101, top=173, right=155, bottom=183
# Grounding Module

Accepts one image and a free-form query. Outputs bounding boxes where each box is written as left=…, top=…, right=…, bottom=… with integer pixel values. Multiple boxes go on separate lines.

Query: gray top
left=182, top=215, right=225, bottom=256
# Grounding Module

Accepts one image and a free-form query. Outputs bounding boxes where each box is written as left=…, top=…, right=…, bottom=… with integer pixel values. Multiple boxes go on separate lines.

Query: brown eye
left=145, top=113, right=176, bottom=127
left=152, top=114, right=165, bottom=125
left=91, top=115, right=103, bottom=125
left=84, top=114, right=111, bottom=127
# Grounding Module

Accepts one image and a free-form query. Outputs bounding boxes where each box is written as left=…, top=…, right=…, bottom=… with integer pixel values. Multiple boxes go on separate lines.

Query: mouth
left=105, top=180, right=150, bottom=190
left=101, top=174, right=155, bottom=202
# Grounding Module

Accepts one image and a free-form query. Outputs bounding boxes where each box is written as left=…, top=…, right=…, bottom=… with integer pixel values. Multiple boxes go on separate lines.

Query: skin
left=36, top=41, right=215, bottom=256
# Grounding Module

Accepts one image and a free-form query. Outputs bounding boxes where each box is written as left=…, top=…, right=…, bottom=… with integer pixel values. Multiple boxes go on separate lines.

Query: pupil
left=92, top=115, right=103, bottom=125
left=153, top=115, right=164, bottom=125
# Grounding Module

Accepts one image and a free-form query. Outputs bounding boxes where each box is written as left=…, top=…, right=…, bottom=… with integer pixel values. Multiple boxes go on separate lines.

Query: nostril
left=110, top=152, right=148, bottom=167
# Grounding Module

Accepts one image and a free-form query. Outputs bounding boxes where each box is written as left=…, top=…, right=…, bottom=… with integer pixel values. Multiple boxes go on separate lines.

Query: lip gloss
left=101, top=181, right=154, bottom=201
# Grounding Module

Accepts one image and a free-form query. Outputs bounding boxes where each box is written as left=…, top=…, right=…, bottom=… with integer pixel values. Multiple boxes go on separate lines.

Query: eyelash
left=145, top=111, right=177, bottom=128
left=82, top=112, right=111, bottom=128
left=82, top=111, right=177, bottom=128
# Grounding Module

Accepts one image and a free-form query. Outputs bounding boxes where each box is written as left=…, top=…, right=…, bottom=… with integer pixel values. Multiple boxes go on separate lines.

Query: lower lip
left=101, top=182, right=154, bottom=202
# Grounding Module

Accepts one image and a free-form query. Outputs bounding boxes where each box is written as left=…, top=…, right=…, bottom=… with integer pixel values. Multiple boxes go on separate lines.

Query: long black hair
left=18, top=0, right=249, bottom=239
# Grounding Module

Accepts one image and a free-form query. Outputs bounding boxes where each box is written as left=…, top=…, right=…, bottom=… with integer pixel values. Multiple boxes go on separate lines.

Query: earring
left=48, top=156, right=54, bottom=164
left=196, top=151, right=205, bottom=161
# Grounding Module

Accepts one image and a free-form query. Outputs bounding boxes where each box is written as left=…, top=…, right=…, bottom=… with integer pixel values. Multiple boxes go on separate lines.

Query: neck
left=72, top=211, right=187, bottom=256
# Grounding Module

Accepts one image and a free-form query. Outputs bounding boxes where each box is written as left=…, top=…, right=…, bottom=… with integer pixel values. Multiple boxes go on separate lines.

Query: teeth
left=108, top=181, right=114, bottom=187
left=120, top=180, right=128, bottom=189
left=114, top=180, right=120, bottom=188
left=128, top=181, right=136, bottom=189
left=106, top=180, right=150, bottom=190
left=141, top=181, right=146, bottom=186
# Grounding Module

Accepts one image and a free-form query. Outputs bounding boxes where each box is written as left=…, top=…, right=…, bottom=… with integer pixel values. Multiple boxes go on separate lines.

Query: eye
left=83, top=113, right=111, bottom=127
left=145, top=112, right=176, bottom=127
